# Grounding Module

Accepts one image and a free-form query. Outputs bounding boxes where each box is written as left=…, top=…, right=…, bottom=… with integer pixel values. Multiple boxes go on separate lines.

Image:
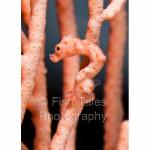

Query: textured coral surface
left=21, top=0, right=128, bottom=150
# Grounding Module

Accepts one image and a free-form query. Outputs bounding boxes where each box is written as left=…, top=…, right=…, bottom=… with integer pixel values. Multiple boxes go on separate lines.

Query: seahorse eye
left=56, top=46, right=60, bottom=51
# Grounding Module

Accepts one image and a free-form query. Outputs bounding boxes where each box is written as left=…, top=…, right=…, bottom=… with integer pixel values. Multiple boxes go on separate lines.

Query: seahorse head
left=50, top=35, right=77, bottom=62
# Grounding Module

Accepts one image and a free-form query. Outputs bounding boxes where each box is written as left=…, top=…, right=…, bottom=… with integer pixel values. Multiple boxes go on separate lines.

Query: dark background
left=22, top=0, right=128, bottom=149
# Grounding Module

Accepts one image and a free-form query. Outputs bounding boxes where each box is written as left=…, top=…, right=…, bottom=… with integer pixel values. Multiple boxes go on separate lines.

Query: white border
left=0, top=0, right=20, bottom=149
left=129, top=0, right=150, bottom=149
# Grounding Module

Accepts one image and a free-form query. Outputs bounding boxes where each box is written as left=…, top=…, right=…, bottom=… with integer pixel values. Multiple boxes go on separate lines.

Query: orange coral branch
left=21, top=0, right=47, bottom=122
left=21, top=31, right=28, bottom=54
left=21, top=31, right=28, bottom=46
left=102, top=0, right=126, bottom=20
left=86, top=0, right=126, bottom=44
left=103, top=4, right=127, bottom=150
left=117, top=120, right=128, bottom=150
left=21, top=0, right=37, bottom=25
left=83, top=0, right=125, bottom=69
left=82, top=0, right=104, bottom=69
left=50, top=92, right=83, bottom=150
left=21, top=143, right=29, bottom=150
left=21, top=0, right=31, bottom=25
left=21, top=0, right=51, bottom=149
left=56, top=1, right=79, bottom=149
left=56, top=0, right=80, bottom=96
left=64, top=127, right=77, bottom=150
left=85, top=0, right=104, bottom=44
left=27, top=39, right=51, bottom=150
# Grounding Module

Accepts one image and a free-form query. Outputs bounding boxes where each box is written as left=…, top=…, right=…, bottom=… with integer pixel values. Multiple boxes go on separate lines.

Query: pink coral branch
left=21, top=31, right=28, bottom=47
left=50, top=92, right=83, bottom=150
left=27, top=41, right=51, bottom=150
left=56, top=0, right=80, bottom=96
left=117, top=120, right=128, bottom=150
left=86, top=0, right=126, bottom=45
left=64, top=127, right=77, bottom=150
left=83, top=0, right=125, bottom=69
left=21, top=0, right=47, bottom=122
left=102, top=0, right=126, bottom=20
left=85, top=0, right=104, bottom=44
left=21, top=143, right=28, bottom=150
left=21, top=31, right=28, bottom=54
left=21, top=0, right=31, bottom=25
left=103, top=4, right=127, bottom=150
left=21, top=0, right=51, bottom=149
left=56, top=1, right=80, bottom=149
